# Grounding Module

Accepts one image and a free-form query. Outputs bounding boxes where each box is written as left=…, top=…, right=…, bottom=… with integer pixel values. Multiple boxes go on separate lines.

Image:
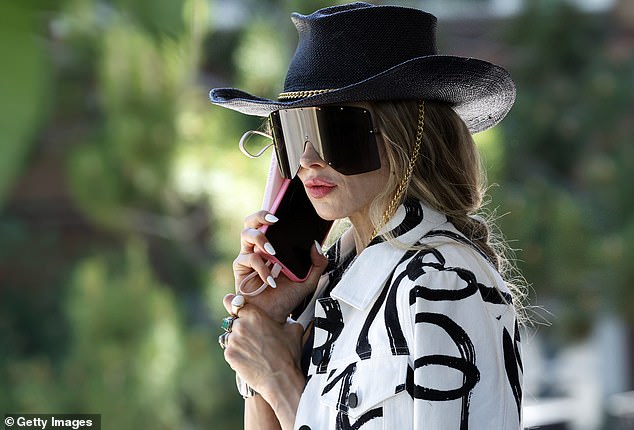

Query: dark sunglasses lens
left=317, top=107, right=380, bottom=175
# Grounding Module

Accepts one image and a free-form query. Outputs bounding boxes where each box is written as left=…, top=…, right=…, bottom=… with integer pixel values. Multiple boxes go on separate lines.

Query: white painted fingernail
left=264, top=213, right=279, bottom=223
left=267, top=276, right=277, bottom=288
left=314, top=240, right=323, bottom=256
left=263, top=242, right=276, bottom=255
left=231, top=294, right=245, bottom=307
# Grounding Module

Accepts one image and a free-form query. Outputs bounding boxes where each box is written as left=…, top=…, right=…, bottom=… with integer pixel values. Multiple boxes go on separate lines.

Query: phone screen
left=262, top=176, right=333, bottom=281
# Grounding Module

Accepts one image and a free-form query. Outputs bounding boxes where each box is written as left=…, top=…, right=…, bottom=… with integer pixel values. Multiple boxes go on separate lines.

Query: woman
left=211, top=3, right=524, bottom=429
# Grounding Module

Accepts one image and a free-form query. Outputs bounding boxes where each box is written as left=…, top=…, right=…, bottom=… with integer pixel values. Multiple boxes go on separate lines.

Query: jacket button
left=312, top=349, right=323, bottom=364
left=298, top=426, right=311, bottom=430
left=348, top=392, right=359, bottom=408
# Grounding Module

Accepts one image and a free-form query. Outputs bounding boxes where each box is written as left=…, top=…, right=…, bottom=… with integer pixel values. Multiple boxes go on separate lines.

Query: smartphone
left=258, top=175, right=333, bottom=282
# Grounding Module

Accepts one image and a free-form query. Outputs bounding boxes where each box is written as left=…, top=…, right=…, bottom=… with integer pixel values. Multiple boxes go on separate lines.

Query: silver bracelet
left=236, top=373, right=258, bottom=399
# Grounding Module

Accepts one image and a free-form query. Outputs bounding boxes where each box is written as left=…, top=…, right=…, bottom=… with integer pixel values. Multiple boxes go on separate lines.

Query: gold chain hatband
left=277, top=89, right=335, bottom=101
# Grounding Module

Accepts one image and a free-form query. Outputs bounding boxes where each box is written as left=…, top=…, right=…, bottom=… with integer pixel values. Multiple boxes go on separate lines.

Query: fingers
left=303, top=240, right=329, bottom=287
left=223, top=293, right=236, bottom=315
left=233, top=252, right=277, bottom=291
left=223, top=306, right=286, bottom=349
left=283, top=319, right=305, bottom=340
left=240, top=227, right=277, bottom=256
left=223, top=293, right=247, bottom=317
left=239, top=210, right=279, bottom=255
left=222, top=305, right=263, bottom=343
left=243, top=210, right=279, bottom=229
left=220, top=302, right=307, bottom=399
left=236, top=211, right=280, bottom=291
left=223, top=312, right=305, bottom=379
left=218, top=332, right=230, bottom=350
left=311, top=240, right=328, bottom=267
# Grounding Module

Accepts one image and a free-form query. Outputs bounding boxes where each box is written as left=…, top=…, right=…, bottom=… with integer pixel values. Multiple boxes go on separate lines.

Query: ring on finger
left=221, top=316, right=236, bottom=333
left=218, top=332, right=230, bottom=350
left=231, top=294, right=246, bottom=316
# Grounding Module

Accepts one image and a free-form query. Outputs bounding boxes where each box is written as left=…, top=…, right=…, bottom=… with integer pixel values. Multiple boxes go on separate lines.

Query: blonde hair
left=368, top=100, right=526, bottom=308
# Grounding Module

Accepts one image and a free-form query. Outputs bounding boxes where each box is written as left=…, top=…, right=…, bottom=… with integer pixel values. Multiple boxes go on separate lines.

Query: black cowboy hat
left=209, top=2, right=515, bottom=133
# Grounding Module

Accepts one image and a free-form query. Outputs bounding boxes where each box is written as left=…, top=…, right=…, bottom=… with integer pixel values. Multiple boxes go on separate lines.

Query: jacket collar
left=329, top=199, right=447, bottom=310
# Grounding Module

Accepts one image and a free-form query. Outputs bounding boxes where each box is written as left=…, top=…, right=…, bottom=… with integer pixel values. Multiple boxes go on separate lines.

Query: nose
left=299, top=141, right=327, bottom=170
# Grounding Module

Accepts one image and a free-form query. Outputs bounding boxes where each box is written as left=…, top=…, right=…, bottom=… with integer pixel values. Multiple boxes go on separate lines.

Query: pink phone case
left=255, top=156, right=328, bottom=282
left=257, top=178, right=309, bottom=282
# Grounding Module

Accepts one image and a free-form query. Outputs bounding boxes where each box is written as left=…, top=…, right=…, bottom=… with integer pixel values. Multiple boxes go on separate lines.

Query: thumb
left=222, top=293, right=236, bottom=315
left=304, top=240, right=329, bottom=286
left=283, top=318, right=305, bottom=340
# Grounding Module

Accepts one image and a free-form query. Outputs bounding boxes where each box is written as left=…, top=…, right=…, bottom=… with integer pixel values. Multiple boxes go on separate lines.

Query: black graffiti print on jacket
left=356, top=249, right=417, bottom=359
left=301, top=200, right=523, bottom=428
left=503, top=323, right=523, bottom=417
left=412, top=312, right=480, bottom=429
left=313, top=297, right=345, bottom=374
left=403, top=239, right=521, bottom=428
left=368, top=198, right=425, bottom=247
left=321, top=363, right=384, bottom=430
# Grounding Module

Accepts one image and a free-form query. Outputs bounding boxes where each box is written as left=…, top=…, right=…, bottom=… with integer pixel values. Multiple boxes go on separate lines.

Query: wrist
left=260, top=365, right=305, bottom=424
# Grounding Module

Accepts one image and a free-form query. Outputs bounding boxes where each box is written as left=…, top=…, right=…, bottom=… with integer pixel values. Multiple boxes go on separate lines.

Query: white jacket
left=294, top=200, right=523, bottom=430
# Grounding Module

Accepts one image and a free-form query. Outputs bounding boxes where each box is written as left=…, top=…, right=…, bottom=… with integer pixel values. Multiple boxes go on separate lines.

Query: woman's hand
left=233, top=210, right=329, bottom=322
left=222, top=297, right=306, bottom=428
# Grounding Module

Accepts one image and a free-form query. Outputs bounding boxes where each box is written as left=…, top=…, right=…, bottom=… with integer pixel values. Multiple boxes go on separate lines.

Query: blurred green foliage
left=491, top=1, right=634, bottom=337
left=0, top=0, right=633, bottom=427
left=0, top=0, right=339, bottom=427
left=0, top=2, right=50, bottom=208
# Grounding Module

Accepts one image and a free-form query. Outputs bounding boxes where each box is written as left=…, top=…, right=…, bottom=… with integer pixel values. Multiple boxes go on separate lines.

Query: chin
left=311, top=202, right=345, bottom=221
left=314, top=208, right=340, bottom=221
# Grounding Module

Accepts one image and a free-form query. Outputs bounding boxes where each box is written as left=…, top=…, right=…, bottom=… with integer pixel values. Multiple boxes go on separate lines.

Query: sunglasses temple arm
left=238, top=130, right=274, bottom=158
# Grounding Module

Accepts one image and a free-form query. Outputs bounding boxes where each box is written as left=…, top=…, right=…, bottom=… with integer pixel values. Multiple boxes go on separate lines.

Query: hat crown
left=283, top=2, right=438, bottom=94
left=209, top=2, right=516, bottom=133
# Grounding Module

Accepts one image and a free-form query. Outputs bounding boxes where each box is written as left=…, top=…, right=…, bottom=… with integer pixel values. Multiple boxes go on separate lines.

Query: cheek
left=368, top=173, right=390, bottom=199
left=349, top=168, right=390, bottom=202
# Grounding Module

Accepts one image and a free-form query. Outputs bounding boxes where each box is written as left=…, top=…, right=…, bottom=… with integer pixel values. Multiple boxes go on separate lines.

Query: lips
left=304, top=177, right=337, bottom=199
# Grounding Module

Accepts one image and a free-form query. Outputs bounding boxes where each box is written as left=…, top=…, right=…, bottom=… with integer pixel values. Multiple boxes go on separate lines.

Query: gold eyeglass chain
left=370, top=100, right=425, bottom=241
